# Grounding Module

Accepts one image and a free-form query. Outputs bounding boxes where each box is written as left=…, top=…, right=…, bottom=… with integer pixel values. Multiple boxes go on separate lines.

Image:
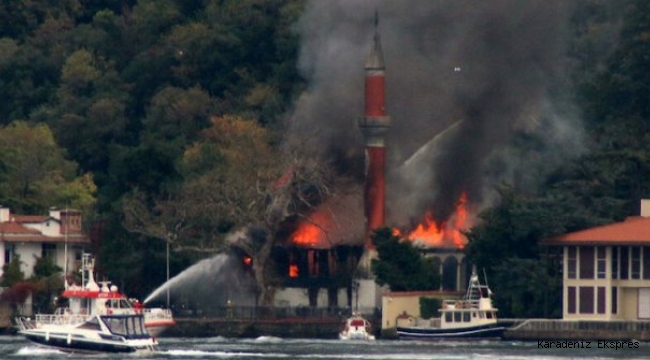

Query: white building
left=0, top=207, right=90, bottom=279
left=542, top=200, right=650, bottom=320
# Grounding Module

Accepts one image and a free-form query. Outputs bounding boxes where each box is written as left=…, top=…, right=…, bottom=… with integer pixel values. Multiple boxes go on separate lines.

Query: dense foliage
left=0, top=0, right=650, bottom=318
left=0, top=0, right=306, bottom=300
left=371, top=228, right=441, bottom=292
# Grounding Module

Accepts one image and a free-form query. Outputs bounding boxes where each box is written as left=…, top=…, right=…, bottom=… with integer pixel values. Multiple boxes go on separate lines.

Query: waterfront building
left=542, top=200, right=650, bottom=321
left=0, top=206, right=90, bottom=280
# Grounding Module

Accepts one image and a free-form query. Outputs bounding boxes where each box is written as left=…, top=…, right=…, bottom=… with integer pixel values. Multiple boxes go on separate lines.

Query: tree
left=123, top=115, right=336, bottom=305
left=490, top=258, right=562, bottom=318
left=371, top=227, right=441, bottom=292
left=0, top=121, right=96, bottom=214
left=1, top=254, right=24, bottom=287
left=30, top=256, right=64, bottom=313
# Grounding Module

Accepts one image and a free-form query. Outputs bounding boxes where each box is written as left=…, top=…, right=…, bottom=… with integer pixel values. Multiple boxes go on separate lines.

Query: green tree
left=0, top=254, right=24, bottom=287
left=0, top=121, right=96, bottom=214
left=123, top=115, right=335, bottom=305
left=371, top=227, right=440, bottom=291
left=30, top=256, right=64, bottom=313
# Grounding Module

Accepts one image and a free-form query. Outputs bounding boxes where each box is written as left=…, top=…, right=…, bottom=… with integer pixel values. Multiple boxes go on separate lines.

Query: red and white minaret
left=359, top=14, right=390, bottom=247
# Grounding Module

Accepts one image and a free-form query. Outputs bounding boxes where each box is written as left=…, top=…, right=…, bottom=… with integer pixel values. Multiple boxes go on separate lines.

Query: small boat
left=339, top=312, right=376, bottom=340
left=396, top=268, right=505, bottom=339
left=14, top=254, right=173, bottom=353
left=15, top=312, right=158, bottom=353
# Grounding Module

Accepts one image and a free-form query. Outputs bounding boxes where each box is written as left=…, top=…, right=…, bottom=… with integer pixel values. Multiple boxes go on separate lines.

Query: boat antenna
left=64, top=206, right=68, bottom=289
left=482, top=267, right=489, bottom=288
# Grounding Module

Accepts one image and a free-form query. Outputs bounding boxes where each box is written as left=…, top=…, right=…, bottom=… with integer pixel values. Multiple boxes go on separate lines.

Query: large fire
left=394, top=192, right=470, bottom=249
left=289, top=207, right=336, bottom=249
left=289, top=192, right=470, bottom=250
left=291, top=221, right=324, bottom=248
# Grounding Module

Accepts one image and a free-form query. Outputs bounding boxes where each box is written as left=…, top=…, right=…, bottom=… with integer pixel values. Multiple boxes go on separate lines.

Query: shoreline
left=5, top=317, right=650, bottom=341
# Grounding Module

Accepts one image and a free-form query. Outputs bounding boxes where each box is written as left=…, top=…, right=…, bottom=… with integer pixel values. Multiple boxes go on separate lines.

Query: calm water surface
left=2, top=335, right=650, bottom=359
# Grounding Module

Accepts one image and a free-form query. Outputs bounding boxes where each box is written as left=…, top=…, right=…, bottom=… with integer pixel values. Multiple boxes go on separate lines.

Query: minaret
left=359, top=13, right=391, bottom=250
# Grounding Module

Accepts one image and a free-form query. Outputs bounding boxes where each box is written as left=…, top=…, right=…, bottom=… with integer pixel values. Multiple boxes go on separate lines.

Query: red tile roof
left=543, top=216, right=650, bottom=245
left=0, top=221, right=89, bottom=244
left=13, top=215, right=51, bottom=223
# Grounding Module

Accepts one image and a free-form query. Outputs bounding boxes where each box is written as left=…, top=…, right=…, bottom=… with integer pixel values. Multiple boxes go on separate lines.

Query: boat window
left=453, top=312, right=461, bottom=323
left=486, top=312, right=493, bottom=319
left=136, top=316, right=147, bottom=335
left=78, top=317, right=101, bottom=331
left=126, top=317, right=136, bottom=334
left=463, top=312, right=470, bottom=322
left=472, top=312, right=477, bottom=318
left=119, top=299, right=132, bottom=309
left=445, top=312, right=452, bottom=322
left=104, top=317, right=127, bottom=336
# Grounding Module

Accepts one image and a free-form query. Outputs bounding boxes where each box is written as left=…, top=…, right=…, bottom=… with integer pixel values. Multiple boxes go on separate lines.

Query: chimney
left=0, top=206, right=9, bottom=222
left=358, top=11, right=391, bottom=247
left=641, top=199, right=650, bottom=217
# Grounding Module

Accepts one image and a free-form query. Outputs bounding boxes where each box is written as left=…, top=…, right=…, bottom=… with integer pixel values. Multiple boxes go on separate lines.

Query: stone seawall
left=502, top=319, right=650, bottom=341
left=162, top=317, right=353, bottom=339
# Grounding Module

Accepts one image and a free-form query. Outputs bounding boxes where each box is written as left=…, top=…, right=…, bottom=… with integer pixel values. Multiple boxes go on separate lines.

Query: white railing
left=144, top=308, right=174, bottom=321
left=33, top=313, right=90, bottom=325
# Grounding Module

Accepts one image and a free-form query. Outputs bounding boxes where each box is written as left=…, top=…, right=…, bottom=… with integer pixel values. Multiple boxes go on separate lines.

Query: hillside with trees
left=0, top=0, right=649, bottom=317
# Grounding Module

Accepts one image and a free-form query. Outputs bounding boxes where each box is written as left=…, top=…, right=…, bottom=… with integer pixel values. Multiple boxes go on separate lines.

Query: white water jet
left=143, top=253, right=256, bottom=308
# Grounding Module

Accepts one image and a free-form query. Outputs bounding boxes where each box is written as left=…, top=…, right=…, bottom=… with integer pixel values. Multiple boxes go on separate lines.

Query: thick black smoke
left=287, top=1, right=588, bottom=227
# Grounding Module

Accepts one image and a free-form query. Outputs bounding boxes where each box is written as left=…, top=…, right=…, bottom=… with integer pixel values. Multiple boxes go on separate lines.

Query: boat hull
left=146, top=321, right=175, bottom=338
left=339, top=332, right=376, bottom=341
left=396, top=323, right=506, bottom=339
left=20, top=331, right=157, bottom=353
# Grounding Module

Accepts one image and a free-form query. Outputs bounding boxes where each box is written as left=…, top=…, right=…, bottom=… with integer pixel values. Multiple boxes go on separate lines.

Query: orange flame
left=289, top=264, right=299, bottom=278
left=395, top=192, right=470, bottom=249
left=291, top=222, right=323, bottom=247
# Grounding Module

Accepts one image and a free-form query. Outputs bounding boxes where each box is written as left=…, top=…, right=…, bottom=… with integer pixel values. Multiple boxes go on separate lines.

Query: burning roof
left=289, top=189, right=366, bottom=249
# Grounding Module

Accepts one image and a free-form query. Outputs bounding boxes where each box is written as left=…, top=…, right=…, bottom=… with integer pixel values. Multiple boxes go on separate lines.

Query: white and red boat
left=339, top=312, right=376, bottom=341
left=15, top=254, right=175, bottom=353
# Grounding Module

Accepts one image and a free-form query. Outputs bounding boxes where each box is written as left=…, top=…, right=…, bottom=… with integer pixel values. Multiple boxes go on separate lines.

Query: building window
left=597, top=287, right=605, bottom=314
left=631, top=247, right=641, bottom=279
left=644, top=247, right=650, bottom=280
left=579, top=246, right=594, bottom=279
left=596, top=246, right=606, bottom=279
left=4, top=244, right=15, bottom=264
left=579, top=287, right=594, bottom=314
left=568, top=286, right=576, bottom=314
left=612, top=247, right=619, bottom=279
left=568, top=247, right=577, bottom=279
left=620, top=247, right=629, bottom=279
left=42, top=243, right=56, bottom=260
left=611, top=287, right=618, bottom=314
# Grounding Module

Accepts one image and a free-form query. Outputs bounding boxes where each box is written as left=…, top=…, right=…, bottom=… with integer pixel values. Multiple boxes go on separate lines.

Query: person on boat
left=133, top=299, right=144, bottom=314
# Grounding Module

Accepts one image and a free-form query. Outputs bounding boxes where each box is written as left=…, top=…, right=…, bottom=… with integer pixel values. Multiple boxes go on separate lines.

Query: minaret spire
left=359, top=11, right=391, bottom=247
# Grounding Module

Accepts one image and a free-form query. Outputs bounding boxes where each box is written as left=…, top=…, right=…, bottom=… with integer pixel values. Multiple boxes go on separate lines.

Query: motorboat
left=395, top=268, right=505, bottom=339
left=14, top=254, right=174, bottom=352
left=339, top=312, right=376, bottom=340
left=15, top=312, right=158, bottom=353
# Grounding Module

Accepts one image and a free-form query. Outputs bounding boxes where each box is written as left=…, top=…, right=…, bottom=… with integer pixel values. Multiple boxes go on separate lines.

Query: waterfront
left=2, top=335, right=650, bottom=359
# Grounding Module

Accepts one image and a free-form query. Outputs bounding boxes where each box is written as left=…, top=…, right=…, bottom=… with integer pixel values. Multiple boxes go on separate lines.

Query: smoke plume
left=287, top=1, right=587, bottom=227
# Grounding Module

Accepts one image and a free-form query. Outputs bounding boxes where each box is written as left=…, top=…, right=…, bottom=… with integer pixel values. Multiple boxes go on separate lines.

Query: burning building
left=272, top=191, right=367, bottom=308
left=272, top=14, right=470, bottom=310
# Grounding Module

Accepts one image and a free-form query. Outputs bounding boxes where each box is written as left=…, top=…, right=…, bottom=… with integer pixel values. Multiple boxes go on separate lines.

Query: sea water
left=3, top=335, right=649, bottom=359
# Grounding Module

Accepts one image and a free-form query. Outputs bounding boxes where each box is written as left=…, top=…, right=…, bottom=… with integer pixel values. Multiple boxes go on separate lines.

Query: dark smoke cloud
left=287, top=0, right=587, bottom=227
